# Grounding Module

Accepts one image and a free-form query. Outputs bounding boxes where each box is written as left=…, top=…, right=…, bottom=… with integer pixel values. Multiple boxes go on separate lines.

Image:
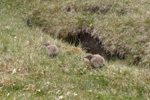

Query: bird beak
left=43, top=43, right=47, bottom=46
left=84, top=56, right=87, bottom=58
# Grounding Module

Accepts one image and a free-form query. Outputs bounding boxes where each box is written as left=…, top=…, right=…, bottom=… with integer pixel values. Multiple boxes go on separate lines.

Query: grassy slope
left=0, top=1, right=150, bottom=100
left=21, top=0, right=150, bottom=67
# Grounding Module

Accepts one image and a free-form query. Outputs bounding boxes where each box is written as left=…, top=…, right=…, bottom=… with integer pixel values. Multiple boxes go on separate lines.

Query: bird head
left=43, top=43, right=51, bottom=47
left=84, top=54, right=93, bottom=60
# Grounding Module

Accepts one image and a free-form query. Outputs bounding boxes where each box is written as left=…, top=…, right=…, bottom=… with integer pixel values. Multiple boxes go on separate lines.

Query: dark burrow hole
left=65, top=28, right=125, bottom=61
left=25, top=18, right=125, bottom=61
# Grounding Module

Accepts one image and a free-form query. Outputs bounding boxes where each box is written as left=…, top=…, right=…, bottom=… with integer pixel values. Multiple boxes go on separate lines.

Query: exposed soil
left=84, top=3, right=112, bottom=14
left=65, top=27, right=124, bottom=61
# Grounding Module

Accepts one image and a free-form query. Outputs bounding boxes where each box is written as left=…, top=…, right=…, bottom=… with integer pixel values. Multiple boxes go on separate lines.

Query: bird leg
left=50, top=54, right=54, bottom=59
left=93, top=66, right=101, bottom=70
left=93, top=67, right=99, bottom=70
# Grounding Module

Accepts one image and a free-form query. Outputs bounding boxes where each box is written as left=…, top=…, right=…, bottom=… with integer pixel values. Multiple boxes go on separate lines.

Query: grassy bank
left=10, top=0, right=150, bottom=67
left=1, top=0, right=150, bottom=66
left=0, top=0, right=150, bottom=99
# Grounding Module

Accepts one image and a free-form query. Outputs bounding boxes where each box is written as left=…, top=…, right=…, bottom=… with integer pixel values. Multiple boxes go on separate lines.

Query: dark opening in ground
left=26, top=18, right=125, bottom=61
left=65, top=28, right=125, bottom=61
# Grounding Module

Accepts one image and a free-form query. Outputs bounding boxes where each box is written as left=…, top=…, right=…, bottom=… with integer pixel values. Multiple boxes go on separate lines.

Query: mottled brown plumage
left=84, top=54, right=105, bottom=70
left=44, top=43, right=59, bottom=58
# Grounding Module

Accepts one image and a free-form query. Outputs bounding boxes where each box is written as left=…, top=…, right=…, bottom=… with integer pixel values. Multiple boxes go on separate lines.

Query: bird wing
left=47, top=46, right=53, bottom=54
left=51, top=45, right=58, bottom=54
left=91, top=58, right=100, bottom=68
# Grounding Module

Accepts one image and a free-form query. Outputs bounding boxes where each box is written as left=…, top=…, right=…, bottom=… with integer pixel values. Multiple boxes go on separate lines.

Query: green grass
left=1, top=0, right=150, bottom=66
left=0, top=0, right=150, bottom=99
left=8, top=0, right=149, bottom=67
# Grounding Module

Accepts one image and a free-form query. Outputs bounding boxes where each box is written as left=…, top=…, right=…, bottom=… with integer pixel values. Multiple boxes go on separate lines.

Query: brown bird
left=44, top=43, right=59, bottom=58
left=84, top=54, right=105, bottom=70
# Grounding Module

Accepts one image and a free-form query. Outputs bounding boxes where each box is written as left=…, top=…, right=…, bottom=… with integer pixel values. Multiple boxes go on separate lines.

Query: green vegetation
left=4, top=0, right=149, bottom=66
left=0, top=0, right=150, bottom=99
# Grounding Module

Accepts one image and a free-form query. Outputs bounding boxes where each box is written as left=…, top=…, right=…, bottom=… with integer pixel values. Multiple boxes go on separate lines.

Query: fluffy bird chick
left=44, top=43, right=59, bottom=59
left=84, top=54, right=105, bottom=70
